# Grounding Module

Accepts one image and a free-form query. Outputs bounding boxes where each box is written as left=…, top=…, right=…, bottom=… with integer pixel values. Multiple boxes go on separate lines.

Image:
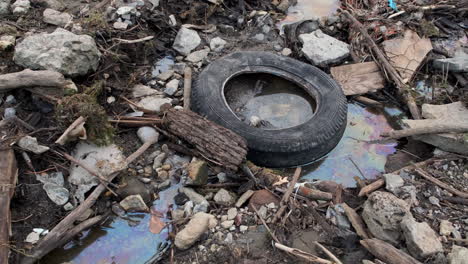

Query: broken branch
left=274, top=243, right=334, bottom=264
left=0, top=69, right=67, bottom=91
left=272, top=167, right=301, bottom=223
left=358, top=178, right=385, bottom=197
left=382, top=123, right=468, bottom=139
left=360, top=238, right=422, bottom=264
left=413, top=165, right=468, bottom=199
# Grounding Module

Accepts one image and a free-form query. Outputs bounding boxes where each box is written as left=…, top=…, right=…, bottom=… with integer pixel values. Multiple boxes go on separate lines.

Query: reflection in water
left=43, top=184, right=180, bottom=264
left=302, top=103, right=403, bottom=187
left=278, top=0, right=340, bottom=30
left=225, top=73, right=316, bottom=129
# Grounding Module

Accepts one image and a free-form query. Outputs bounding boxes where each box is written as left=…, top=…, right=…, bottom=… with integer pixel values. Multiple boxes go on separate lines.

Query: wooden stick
left=360, top=238, right=422, bottom=264
left=109, top=119, right=163, bottom=127
left=0, top=69, right=66, bottom=91
left=113, top=36, right=154, bottom=44
left=183, top=67, right=192, bottom=110
left=441, top=196, right=468, bottom=206
left=314, top=242, right=343, bottom=264
left=274, top=243, right=334, bottom=264
left=353, top=96, right=384, bottom=108
left=272, top=167, right=301, bottom=223
left=382, top=123, right=468, bottom=139
left=358, top=178, right=384, bottom=197
left=0, top=149, right=17, bottom=264
left=55, top=116, right=86, bottom=145
left=296, top=186, right=333, bottom=201
left=341, top=10, right=421, bottom=119
left=251, top=205, right=280, bottom=243
left=414, top=166, right=468, bottom=199
left=342, top=203, right=371, bottom=239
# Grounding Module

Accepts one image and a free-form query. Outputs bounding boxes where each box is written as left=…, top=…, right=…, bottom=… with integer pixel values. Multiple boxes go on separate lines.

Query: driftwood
left=274, top=243, right=334, bottom=264
left=358, top=178, right=385, bottom=197
left=0, top=149, right=17, bottom=264
left=341, top=10, right=421, bottom=119
left=342, top=203, right=371, bottom=239
left=360, top=238, right=422, bottom=264
left=163, top=108, right=247, bottom=171
left=272, top=167, right=301, bottom=223
left=314, top=242, right=343, bottom=264
left=383, top=123, right=468, bottom=139
left=0, top=69, right=67, bottom=91
left=183, top=67, right=192, bottom=110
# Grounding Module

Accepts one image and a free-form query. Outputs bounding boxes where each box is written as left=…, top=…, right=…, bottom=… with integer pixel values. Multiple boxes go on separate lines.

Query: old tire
left=192, top=51, right=347, bottom=167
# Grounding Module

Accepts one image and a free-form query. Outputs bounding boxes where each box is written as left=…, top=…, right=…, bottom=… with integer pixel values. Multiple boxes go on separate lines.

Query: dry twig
left=272, top=167, right=301, bottom=223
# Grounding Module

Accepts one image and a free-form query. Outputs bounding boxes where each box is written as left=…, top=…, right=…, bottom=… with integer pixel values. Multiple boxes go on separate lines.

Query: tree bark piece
left=358, top=178, right=384, bottom=197
left=341, top=10, right=421, bottom=119
left=274, top=243, right=334, bottom=264
left=360, top=238, right=422, bottom=264
left=383, top=123, right=468, bottom=139
left=342, top=203, right=371, bottom=239
left=0, top=149, right=17, bottom=264
left=163, top=108, right=247, bottom=171
left=0, top=69, right=66, bottom=91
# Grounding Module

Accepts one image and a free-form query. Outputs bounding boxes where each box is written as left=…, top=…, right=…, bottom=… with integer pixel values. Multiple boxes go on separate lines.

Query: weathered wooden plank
left=331, top=62, right=385, bottom=96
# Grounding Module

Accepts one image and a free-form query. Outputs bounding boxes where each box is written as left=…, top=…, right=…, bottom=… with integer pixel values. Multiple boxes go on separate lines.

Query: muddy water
left=278, top=0, right=340, bottom=29
left=225, top=73, right=316, bottom=129
left=43, top=184, right=180, bottom=264
left=301, top=103, right=403, bottom=187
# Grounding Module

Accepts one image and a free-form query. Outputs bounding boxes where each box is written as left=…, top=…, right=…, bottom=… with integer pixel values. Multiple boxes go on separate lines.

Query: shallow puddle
left=225, top=73, right=316, bottom=129
left=277, top=0, right=340, bottom=29
left=301, top=103, right=403, bottom=187
left=43, top=184, right=180, bottom=264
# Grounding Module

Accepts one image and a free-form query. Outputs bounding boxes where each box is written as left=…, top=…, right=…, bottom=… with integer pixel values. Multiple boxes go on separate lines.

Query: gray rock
left=5, top=95, right=16, bottom=104
left=173, top=27, right=201, bottom=55
left=36, top=171, right=64, bottom=186
left=281, top=48, right=292, bottom=56
left=401, top=215, right=443, bottom=258
left=119, top=194, right=149, bottom=212
left=175, top=212, right=217, bottom=249
left=214, top=188, right=237, bottom=206
left=4, top=107, right=16, bottom=118
left=193, top=202, right=208, bottom=213
left=164, top=79, right=179, bottom=96
left=362, top=191, right=411, bottom=245
left=131, top=84, right=160, bottom=98
left=180, top=187, right=210, bottom=210
left=63, top=202, right=74, bottom=211
left=239, top=225, right=248, bottom=233
left=157, top=179, right=171, bottom=190
left=40, top=0, right=65, bottom=11
left=171, top=209, right=185, bottom=221
left=253, top=33, right=265, bottom=42
left=184, top=200, right=193, bottom=216
left=448, top=246, right=468, bottom=264
left=17, top=136, right=49, bottom=154
left=137, top=96, right=172, bottom=112
left=217, top=172, right=228, bottom=183
left=384, top=173, right=404, bottom=193
left=429, top=196, right=440, bottom=207
left=116, top=6, right=136, bottom=16
left=43, top=183, right=69, bottom=205
left=157, top=70, right=174, bottom=81
left=152, top=152, right=167, bottom=169
left=113, top=21, right=128, bottom=30
left=210, top=37, right=227, bottom=52
left=0, top=0, right=11, bottom=15
left=186, top=48, right=209, bottom=63
left=221, top=220, right=234, bottom=229
left=299, top=30, right=350, bottom=66
left=439, top=220, right=454, bottom=236
left=224, top=233, right=233, bottom=244
left=0, top=35, right=16, bottom=50
left=43, top=8, right=72, bottom=27
left=12, top=0, right=29, bottom=14
left=433, top=49, right=468, bottom=72
left=14, top=28, right=101, bottom=77
left=403, top=102, right=468, bottom=155
left=227, top=208, right=237, bottom=220
left=235, top=190, right=254, bottom=207
left=137, top=126, right=159, bottom=144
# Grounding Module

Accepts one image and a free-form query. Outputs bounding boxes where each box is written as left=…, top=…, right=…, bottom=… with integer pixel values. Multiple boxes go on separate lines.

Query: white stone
left=384, top=173, right=404, bottom=193
left=137, top=126, right=159, bottom=144
left=157, top=70, right=174, bottom=81
left=224, top=233, right=233, bottom=244
left=0, top=0, right=11, bottom=15
left=113, top=21, right=128, bottom=30
left=131, top=84, right=160, bottom=98
left=173, top=27, right=201, bottom=55
left=43, top=183, right=69, bottom=205
left=17, top=136, right=49, bottom=154
left=116, top=6, right=136, bottom=16
left=0, top=35, right=15, bottom=51
left=186, top=48, right=209, bottom=63
left=281, top=48, right=292, bottom=56
left=63, top=202, right=74, bottom=211
left=210, top=37, right=227, bottom=52
left=439, top=220, right=454, bottom=236
left=175, top=212, right=217, bottom=249
left=164, top=79, right=179, bottom=96
left=25, top=232, right=40, bottom=244
left=299, top=30, right=350, bottom=66
left=239, top=225, right=248, bottom=233
left=43, top=8, right=72, bottom=27
left=12, top=0, right=29, bottom=14
left=227, top=208, right=237, bottom=220
left=448, top=246, right=468, bottom=264
left=120, top=194, right=149, bottom=212
left=221, top=220, right=234, bottom=229
left=401, top=215, right=443, bottom=258
left=138, top=96, right=172, bottom=112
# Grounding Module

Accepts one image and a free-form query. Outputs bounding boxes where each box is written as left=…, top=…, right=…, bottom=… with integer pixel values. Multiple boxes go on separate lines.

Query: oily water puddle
left=43, top=1, right=402, bottom=263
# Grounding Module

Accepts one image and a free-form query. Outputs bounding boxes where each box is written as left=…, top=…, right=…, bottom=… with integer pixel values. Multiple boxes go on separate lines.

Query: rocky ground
left=0, top=0, right=468, bottom=263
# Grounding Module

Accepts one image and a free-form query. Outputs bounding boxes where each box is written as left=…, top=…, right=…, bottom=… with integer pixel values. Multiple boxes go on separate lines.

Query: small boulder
left=12, top=0, right=29, bottom=14
left=187, top=160, right=208, bottom=185
left=14, top=28, right=101, bottom=77
left=214, top=188, right=237, bottom=206
left=17, top=136, right=49, bottom=154
left=173, top=27, right=201, bottom=55
left=174, top=212, right=217, bottom=249
left=448, top=246, right=468, bottom=264
left=164, top=79, right=179, bottom=96
left=362, top=191, right=411, bottom=244
left=401, top=215, right=443, bottom=258
left=43, top=8, right=72, bottom=27
left=119, top=194, right=149, bottom=212
left=210, top=37, right=227, bottom=52
left=186, top=48, right=209, bottom=63
left=299, top=29, right=350, bottom=66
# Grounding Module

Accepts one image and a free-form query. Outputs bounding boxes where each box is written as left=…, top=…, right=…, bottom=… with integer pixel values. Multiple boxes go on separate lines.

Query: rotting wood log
left=0, top=149, right=18, bottom=264
left=163, top=108, right=247, bottom=171
left=0, top=69, right=67, bottom=91
left=383, top=123, right=468, bottom=139
left=341, top=10, right=421, bottom=119
left=358, top=178, right=385, bottom=197
left=360, top=238, right=422, bottom=264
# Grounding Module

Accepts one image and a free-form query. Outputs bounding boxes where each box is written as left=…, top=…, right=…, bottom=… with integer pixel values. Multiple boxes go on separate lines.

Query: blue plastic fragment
left=388, top=0, right=398, bottom=10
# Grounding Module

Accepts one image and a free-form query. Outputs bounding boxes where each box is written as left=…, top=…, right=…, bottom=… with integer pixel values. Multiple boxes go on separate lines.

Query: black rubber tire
left=192, top=51, right=347, bottom=168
